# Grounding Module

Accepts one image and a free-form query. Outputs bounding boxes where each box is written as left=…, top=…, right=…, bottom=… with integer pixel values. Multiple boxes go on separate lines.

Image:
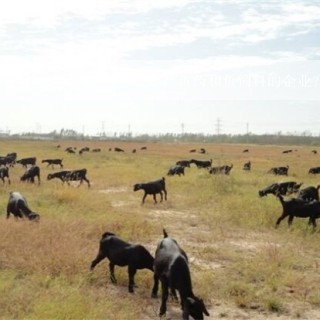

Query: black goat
left=16, top=157, right=36, bottom=168
left=41, top=158, right=63, bottom=168
left=47, top=169, right=90, bottom=187
left=20, top=165, right=41, bottom=185
left=176, top=160, right=191, bottom=168
left=6, top=191, right=40, bottom=221
left=209, top=164, right=233, bottom=175
left=297, top=185, right=320, bottom=202
left=190, top=159, right=212, bottom=169
left=259, top=181, right=302, bottom=197
left=90, top=232, right=154, bottom=293
left=243, top=161, right=251, bottom=171
left=151, top=229, right=210, bottom=320
left=275, top=195, right=320, bottom=228
left=308, top=167, right=320, bottom=174
left=133, top=177, right=167, bottom=204
left=0, top=167, right=10, bottom=184
left=268, top=166, right=289, bottom=176
left=167, top=165, right=185, bottom=176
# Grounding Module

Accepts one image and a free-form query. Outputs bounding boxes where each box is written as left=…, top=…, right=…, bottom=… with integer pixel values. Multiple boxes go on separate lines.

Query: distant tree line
left=3, top=129, right=320, bottom=146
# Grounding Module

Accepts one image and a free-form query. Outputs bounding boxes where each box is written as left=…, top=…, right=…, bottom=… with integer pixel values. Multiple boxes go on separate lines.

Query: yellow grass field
left=1, top=139, right=320, bottom=319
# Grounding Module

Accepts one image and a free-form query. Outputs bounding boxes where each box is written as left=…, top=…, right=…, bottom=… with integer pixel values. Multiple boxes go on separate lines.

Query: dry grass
left=1, top=139, right=320, bottom=319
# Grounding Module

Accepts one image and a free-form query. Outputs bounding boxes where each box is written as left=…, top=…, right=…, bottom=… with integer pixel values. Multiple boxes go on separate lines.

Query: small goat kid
left=133, top=177, right=167, bottom=204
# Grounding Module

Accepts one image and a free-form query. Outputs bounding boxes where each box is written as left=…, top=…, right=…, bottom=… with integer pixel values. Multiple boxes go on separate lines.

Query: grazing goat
left=167, top=165, right=185, bottom=176
left=41, top=158, right=63, bottom=168
left=275, top=195, right=320, bottom=228
left=151, top=229, right=210, bottom=320
left=90, top=232, right=154, bottom=293
left=308, top=167, right=320, bottom=174
left=297, top=185, right=320, bottom=202
left=243, top=161, right=251, bottom=171
left=176, top=160, right=191, bottom=168
left=190, top=159, right=212, bottom=169
left=209, top=164, right=233, bottom=175
left=259, top=181, right=302, bottom=197
left=0, top=167, right=10, bottom=184
left=79, top=147, right=90, bottom=155
left=133, top=177, right=167, bottom=204
left=268, top=166, right=289, bottom=176
left=114, top=147, right=124, bottom=152
left=20, top=165, right=41, bottom=185
left=0, top=153, right=16, bottom=167
left=6, top=191, right=40, bottom=221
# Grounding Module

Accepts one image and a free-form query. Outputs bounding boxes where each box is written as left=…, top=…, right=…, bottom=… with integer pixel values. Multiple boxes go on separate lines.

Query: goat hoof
left=151, top=293, right=158, bottom=299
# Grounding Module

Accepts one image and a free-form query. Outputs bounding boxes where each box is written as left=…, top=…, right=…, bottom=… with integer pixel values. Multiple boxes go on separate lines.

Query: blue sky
left=1, top=0, right=319, bottom=135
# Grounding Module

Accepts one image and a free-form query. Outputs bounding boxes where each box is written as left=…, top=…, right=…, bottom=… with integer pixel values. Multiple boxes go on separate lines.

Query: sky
left=1, top=0, right=320, bottom=136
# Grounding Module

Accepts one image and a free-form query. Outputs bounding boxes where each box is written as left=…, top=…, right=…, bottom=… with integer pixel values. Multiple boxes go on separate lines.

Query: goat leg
left=159, top=280, right=169, bottom=316
left=151, top=274, right=159, bottom=298
left=109, top=262, right=117, bottom=283
left=128, top=265, right=136, bottom=293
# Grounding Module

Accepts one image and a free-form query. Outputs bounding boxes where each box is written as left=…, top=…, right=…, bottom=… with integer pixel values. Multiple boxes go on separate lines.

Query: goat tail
left=163, top=228, right=169, bottom=238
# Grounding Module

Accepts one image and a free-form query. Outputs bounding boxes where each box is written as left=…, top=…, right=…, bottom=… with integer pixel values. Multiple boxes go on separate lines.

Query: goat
left=16, top=157, right=36, bottom=168
left=243, top=161, right=251, bottom=171
left=275, top=195, right=320, bottom=228
left=47, top=169, right=90, bottom=187
left=151, top=229, right=210, bottom=320
left=90, top=232, right=154, bottom=293
left=176, top=160, right=191, bottom=168
left=268, top=166, right=289, bottom=176
left=133, top=177, right=167, bottom=204
left=167, top=165, right=185, bottom=176
left=308, top=167, right=320, bottom=174
left=209, top=164, right=233, bottom=175
left=20, top=165, right=41, bottom=185
left=297, top=185, right=320, bottom=202
left=6, top=191, right=40, bottom=221
left=190, top=159, right=212, bottom=169
left=0, top=167, right=10, bottom=184
left=41, top=158, right=63, bottom=168
left=259, top=181, right=302, bottom=197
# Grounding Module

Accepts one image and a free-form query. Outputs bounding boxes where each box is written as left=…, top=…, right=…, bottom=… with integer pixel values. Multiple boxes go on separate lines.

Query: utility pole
left=246, top=122, right=249, bottom=143
left=215, top=118, right=221, bottom=136
left=101, top=121, right=105, bottom=136
left=181, top=123, right=185, bottom=135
